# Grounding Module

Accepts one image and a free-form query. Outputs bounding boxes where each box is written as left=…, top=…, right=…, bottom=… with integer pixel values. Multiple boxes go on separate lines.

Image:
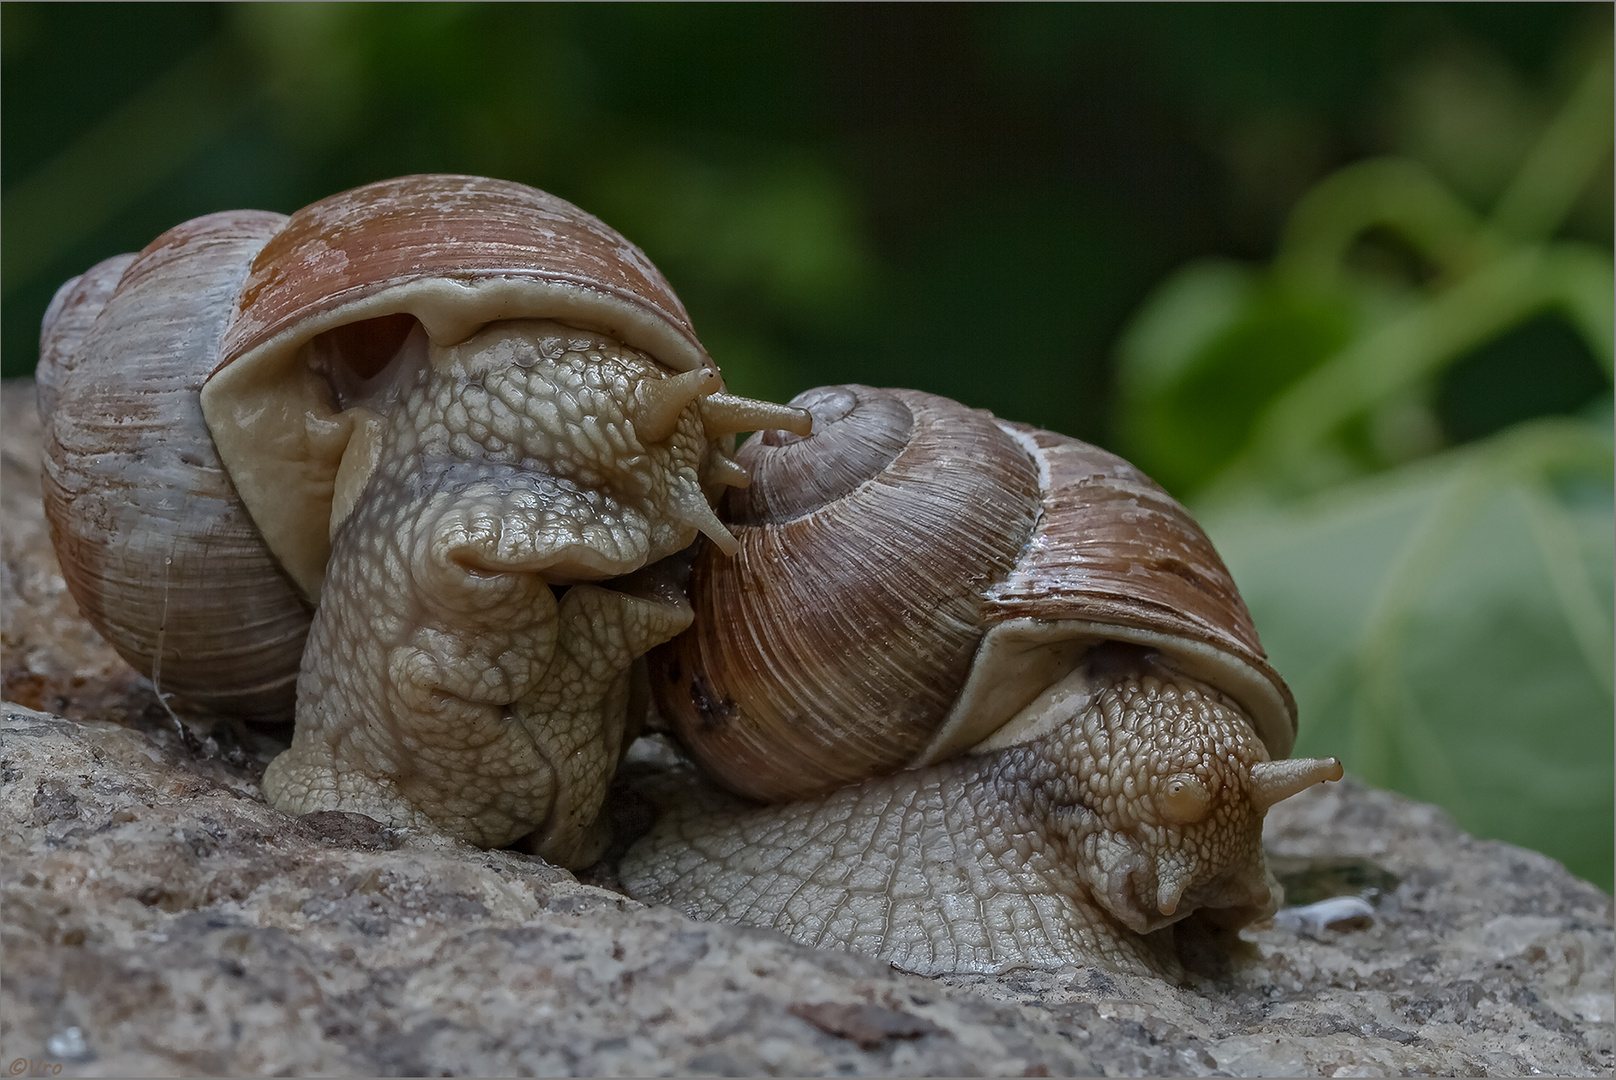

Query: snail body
left=38, top=175, right=807, bottom=864
left=621, top=385, right=1340, bottom=976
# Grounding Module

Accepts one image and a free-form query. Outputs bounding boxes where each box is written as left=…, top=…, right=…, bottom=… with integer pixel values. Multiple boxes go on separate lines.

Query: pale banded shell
left=41, top=211, right=306, bottom=720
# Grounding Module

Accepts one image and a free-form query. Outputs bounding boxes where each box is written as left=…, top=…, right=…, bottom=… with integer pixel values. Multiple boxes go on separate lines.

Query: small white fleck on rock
left=47, top=1025, right=91, bottom=1061
left=1273, top=895, right=1375, bottom=935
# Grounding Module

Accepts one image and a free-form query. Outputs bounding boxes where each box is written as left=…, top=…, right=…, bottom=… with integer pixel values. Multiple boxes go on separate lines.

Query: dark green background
left=4, top=3, right=1605, bottom=445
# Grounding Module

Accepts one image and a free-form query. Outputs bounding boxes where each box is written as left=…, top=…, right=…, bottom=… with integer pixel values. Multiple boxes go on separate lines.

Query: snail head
left=1040, top=647, right=1341, bottom=937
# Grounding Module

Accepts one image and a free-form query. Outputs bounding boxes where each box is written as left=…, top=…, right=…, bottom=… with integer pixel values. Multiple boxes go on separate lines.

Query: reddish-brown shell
left=983, top=427, right=1269, bottom=650
left=969, top=423, right=1297, bottom=758
left=650, top=385, right=1297, bottom=804
left=39, top=175, right=713, bottom=721
left=218, top=174, right=710, bottom=376
left=202, top=174, right=716, bottom=598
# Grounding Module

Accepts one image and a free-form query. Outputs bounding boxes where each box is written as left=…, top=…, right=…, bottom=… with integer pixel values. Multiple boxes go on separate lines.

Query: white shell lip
left=914, top=617, right=1298, bottom=766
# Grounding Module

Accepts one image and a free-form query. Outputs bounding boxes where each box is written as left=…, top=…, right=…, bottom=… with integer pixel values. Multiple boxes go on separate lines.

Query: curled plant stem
left=1207, top=244, right=1614, bottom=502
left=1490, top=41, right=1615, bottom=243
left=1204, top=42, right=1615, bottom=505
left=1274, top=158, right=1494, bottom=292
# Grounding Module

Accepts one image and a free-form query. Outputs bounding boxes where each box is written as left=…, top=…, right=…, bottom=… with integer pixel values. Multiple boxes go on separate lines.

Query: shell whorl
left=964, top=424, right=1298, bottom=761
left=40, top=210, right=311, bottom=721
left=652, top=384, right=1301, bottom=803
left=37, top=252, right=138, bottom=421
left=652, top=385, right=1041, bottom=802
left=724, top=385, right=913, bottom=525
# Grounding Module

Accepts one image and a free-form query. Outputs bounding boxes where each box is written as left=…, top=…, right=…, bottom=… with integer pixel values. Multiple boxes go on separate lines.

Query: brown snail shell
left=38, top=174, right=773, bottom=723
left=651, top=383, right=1297, bottom=801
left=40, top=211, right=308, bottom=720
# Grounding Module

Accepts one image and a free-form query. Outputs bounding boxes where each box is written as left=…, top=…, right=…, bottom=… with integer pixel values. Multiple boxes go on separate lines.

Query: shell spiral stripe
left=654, top=386, right=1042, bottom=802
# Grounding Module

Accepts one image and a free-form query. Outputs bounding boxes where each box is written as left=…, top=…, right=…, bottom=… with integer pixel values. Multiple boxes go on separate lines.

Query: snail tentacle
left=1249, top=757, right=1346, bottom=811
left=630, top=367, right=720, bottom=443
left=699, top=392, right=813, bottom=438
left=700, top=453, right=752, bottom=490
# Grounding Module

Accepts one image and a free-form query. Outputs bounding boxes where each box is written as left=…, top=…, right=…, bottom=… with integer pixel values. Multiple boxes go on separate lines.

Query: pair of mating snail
left=38, top=174, right=1341, bottom=977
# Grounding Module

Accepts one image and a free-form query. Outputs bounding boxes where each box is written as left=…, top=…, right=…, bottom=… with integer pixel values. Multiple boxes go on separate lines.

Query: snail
left=620, top=384, right=1342, bottom=977
left=36, top=174, right=809, bottom=866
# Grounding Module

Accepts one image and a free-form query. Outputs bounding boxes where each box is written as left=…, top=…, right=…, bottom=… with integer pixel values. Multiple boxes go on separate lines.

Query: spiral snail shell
left=621, top=384, right=1341, bottom=977
left=37, top=174, right=808, bottom=865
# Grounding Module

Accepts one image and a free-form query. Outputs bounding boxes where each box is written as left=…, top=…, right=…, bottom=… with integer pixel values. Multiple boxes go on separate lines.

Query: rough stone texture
left=4, top=379, right=1612, bottom=1076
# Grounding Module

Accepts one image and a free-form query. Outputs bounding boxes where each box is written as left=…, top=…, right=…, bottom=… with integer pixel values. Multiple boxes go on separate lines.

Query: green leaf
left=1203, top=418, right=1614, bottom=890
left=1215, top=241, right=1616, bottom=502
left=1114, top=259, right=1358, bottom=496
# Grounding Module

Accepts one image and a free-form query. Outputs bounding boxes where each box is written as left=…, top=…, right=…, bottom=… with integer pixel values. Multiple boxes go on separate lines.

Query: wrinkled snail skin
left=626, top=652, right=1281, bottom=977
left=262, top=321, right=713, bottom=857
left=38, top=176, right=809, bottom=865
left=620, top=384, right=1343, bottom=976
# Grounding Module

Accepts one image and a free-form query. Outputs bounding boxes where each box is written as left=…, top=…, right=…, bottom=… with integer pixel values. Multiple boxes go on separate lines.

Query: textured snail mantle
left=36, top=174, right=809, bottom=866
left=621, top=385, right=1343, bottom=978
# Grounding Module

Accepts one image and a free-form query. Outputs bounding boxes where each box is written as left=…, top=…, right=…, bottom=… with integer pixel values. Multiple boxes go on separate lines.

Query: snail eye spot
left=1158, top=773, right=1211, bottom=825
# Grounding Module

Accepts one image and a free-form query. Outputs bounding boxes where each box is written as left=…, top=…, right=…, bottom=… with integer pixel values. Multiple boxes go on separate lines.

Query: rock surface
left=4, top=379, right=1612, bottom=1077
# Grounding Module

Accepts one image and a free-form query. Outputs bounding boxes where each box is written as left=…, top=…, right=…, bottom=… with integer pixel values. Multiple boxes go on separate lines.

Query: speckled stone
left=3, top=378, right=1611, bottom=1077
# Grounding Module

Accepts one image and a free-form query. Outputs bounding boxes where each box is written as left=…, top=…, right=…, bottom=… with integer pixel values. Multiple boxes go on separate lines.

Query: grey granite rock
left=4, top=379, right=1612, bottom=1076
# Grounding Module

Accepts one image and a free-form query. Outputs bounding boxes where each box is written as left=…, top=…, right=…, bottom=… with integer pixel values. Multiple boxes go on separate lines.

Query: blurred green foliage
left=1207, top=420, right=1613, bottom=891
left=3, top=5, right=1610, bottom=886
left=6, top=5, right=1607, bottom=422
left=1116, top=40, right=1613, bottom=889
